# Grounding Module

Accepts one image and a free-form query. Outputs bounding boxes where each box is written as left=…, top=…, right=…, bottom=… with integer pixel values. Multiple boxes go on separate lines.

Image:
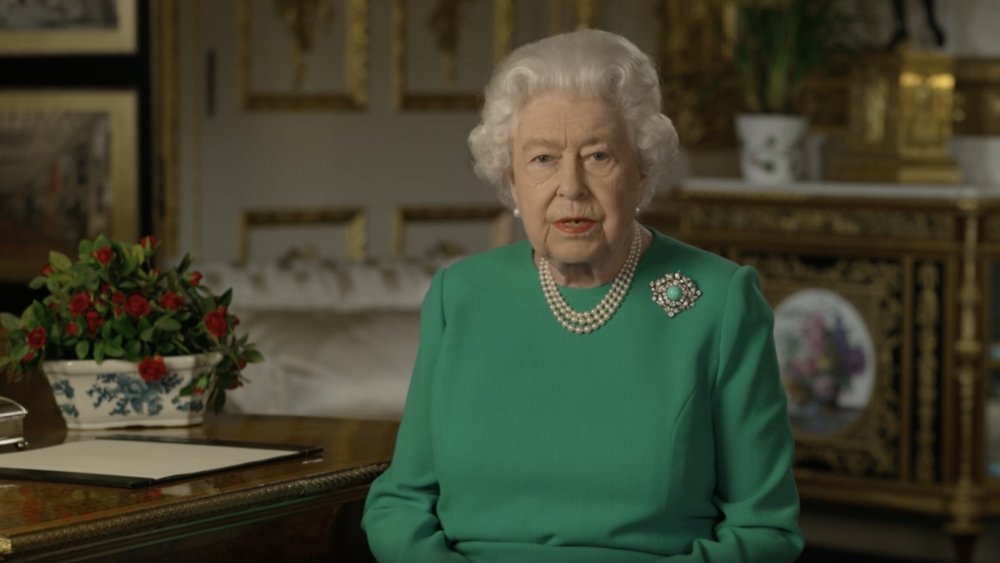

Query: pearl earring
left=513, top=208, right=521, bottom=218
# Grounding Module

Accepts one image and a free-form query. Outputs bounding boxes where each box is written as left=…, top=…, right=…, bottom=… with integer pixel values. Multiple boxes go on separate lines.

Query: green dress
left=362, top=229, right=803, bottom=562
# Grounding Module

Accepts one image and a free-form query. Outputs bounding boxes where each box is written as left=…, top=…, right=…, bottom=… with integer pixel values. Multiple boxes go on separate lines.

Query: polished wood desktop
left=0, top=412, right=399, bottom=562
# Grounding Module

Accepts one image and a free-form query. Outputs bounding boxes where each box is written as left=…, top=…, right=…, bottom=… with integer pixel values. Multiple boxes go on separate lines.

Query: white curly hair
left=468, top=29, right=679, bottom=210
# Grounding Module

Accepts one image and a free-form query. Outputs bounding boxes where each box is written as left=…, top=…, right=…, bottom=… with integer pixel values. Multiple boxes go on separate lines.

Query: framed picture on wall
left=0, top=90, right=138, bottom=282
left=0, top=0, right=137, bottom=55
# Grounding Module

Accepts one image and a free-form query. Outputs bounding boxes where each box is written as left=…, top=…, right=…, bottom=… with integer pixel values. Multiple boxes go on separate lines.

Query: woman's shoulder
left=435, top=241, right=532, bottom=284
left=647, top=229, right=742, bottom=278
left=643, top=229, right=762, bottom=307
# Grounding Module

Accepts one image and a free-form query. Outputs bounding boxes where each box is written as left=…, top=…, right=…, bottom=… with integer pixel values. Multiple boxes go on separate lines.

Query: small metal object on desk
left=0, top=396, right=28, bottom=451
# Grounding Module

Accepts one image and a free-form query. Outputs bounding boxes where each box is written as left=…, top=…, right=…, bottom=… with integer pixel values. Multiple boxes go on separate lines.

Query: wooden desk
left=0, top=414, right=398, bottom=562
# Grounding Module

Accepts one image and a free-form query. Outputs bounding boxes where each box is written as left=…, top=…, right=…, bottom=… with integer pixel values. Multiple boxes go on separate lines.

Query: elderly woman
left=362, top=29, right=802, bottom=562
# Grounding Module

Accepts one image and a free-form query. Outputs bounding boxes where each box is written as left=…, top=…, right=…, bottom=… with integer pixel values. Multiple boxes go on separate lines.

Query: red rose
left=111, top=291, right=126, bottom=305
left=86, top=311, right=103, bottom=334
left=237, top=359, right=247, bottom=370
left=93, top=246, right=114, bottom=266
left=69, top=292, right=91, bottom=316
left=66, top=322, right=80, bottom=337
left=26, top=327, right=46, bottom=350
left=138, top=356, right=167, bottom=383
left=140, top=235, right=158, bottom=249
left=158, top=290, right=185, bottom=311
left=188, top=271, right=203, bottom=286
left=21, top=350, right=35, bottom=363
left=203, top=306, right=228, bottom=338
left=40, top=264, right=53, bottom=276
left=125, top=293, right=152, bottom=318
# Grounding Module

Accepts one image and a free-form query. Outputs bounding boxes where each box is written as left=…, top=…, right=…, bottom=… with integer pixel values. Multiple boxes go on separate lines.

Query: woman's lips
left=554, top=218, right=596, bottom=234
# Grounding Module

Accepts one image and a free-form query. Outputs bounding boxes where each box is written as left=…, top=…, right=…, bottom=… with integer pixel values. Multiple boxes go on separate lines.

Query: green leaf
left=78, top=239, right=93, bottom=259
left=241, top=349, right=264, bottom=363
left=104, top=338, right=125, bottom=357
left=75, top=340, right=90, bottom=359
left=10, top=343, right=27, bottom=361
left=219, top=289, right=233, bottom=307
left=112, top=318, right=137, bottom=338
left=49, top=251, right=72, bottom=271
left=94, top=342, right=106, bottom=363
left=154, top=317, right=182, bottom=332
left=0, top=312, right=22, bottom=331
left=125, top=339, right=142, bottom=356
left=176, top=254, right=192, bottom=274
left=140, top=327, right=155, bottom=342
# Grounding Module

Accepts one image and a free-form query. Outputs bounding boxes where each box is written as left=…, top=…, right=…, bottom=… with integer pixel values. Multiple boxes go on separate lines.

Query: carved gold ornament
left=272, top=0, right=335, bottom=89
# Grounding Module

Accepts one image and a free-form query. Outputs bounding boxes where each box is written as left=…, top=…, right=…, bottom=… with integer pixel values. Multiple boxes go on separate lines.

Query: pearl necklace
left=538, top=223, right=642, bottom=334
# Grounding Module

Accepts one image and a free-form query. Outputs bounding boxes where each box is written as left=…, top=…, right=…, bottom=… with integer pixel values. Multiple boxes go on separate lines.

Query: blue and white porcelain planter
left=42, top=354, right=221, bottom=430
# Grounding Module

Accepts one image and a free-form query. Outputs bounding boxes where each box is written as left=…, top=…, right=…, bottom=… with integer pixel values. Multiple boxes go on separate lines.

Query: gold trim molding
left=152, top=0, right=180, bottom=259
left=238, top=207, right=366, bottom=264
left=954, top=57, right=1000, bottom=136
left=915, top=261, right=940, bottom=483
left=392, top=205, right=513, bottom=257
left=683, top=202, right=954, bottom=241
left=745, top=255, right=902, bottom=476
left=0, top=0, right=136, bottom=55
left=392, top=0, right=512, bottom=111
left=239, top=0, right=369, bottom=111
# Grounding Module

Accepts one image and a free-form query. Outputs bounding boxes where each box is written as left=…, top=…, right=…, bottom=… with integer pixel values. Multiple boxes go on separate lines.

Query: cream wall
left=178, top=0, right=496, bottom=263
left=176, top=0, right=1000, bottom=265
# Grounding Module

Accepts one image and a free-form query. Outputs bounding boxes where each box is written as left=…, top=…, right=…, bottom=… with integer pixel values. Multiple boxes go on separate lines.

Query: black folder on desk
left=0, top=435, right=322, bottom=488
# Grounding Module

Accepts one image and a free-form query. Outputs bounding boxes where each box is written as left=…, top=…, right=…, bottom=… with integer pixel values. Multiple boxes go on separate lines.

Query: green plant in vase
left=732, top=0, right=855, bottom=183
left=0, top=235, right=262, bottom=426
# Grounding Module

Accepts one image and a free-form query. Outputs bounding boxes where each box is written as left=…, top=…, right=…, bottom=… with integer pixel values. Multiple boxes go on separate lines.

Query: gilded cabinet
left=653, top=179, right=1000, bottom=562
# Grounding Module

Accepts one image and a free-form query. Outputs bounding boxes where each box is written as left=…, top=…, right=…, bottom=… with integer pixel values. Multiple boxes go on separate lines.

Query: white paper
left=0, top=438, right=297, bottom=480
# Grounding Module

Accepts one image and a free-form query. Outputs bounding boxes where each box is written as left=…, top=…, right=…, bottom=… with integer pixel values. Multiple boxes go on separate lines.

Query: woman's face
left=510, top=94, right=643, bottom=283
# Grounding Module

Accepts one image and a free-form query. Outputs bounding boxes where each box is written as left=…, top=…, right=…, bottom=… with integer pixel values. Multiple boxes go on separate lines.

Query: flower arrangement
left=0, top=235, right=262, bottom=413
left=781, top=311, right=866, bottom=409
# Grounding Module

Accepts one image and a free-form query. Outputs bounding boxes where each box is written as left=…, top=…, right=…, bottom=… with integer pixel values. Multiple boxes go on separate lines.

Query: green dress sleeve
left=361, top=270, right=470, bottom=563
left=665, top=266, right=804, bottom=562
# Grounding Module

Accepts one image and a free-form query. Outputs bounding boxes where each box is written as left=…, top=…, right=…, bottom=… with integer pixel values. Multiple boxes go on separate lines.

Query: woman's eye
left=589, top=151, right=610, bottom=162
left=531, top=154, right=554, bottom=164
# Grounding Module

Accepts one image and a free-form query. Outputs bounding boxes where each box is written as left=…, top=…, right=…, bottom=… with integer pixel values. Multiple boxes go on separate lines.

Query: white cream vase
left=42, top=353, right=221, bottom=429
left=735, top=114, right=809, bottom=184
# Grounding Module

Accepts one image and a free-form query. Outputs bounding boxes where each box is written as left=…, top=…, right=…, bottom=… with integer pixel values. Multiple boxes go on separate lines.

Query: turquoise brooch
left=651, top=272, right=701, bottom=317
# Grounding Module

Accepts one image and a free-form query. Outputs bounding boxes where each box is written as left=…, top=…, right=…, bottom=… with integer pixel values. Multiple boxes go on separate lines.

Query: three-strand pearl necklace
left=538, top=222, right=642, bottom=334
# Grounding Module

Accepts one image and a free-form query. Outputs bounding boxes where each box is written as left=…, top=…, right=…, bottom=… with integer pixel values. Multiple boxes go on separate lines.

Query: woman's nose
left=557, top=158, right=587, bottom=199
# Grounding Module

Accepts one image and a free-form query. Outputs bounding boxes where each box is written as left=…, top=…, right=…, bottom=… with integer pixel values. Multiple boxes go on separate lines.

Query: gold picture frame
left=392, top=206, right=514, bottom=258
left=391, top=0, right=513, bottom=110
left=238, top=208, right=367, bottom=265
left=0, top=90, right=138, bottom=282
left=239, top=0, right=369, bottom=111
left=152, top=0, right=180, bottom=259
left=0, top=0, right=136, bottom=55
left=743, top=255, right=903, bottom=478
